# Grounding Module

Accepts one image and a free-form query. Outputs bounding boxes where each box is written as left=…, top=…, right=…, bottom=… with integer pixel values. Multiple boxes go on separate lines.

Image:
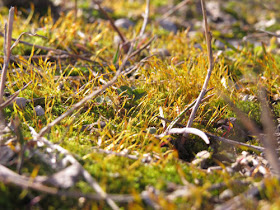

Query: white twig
left=29, top=127, right=120, bottom=210
left=184, top=0, right=214, bottom=138
left=0, top=7, right=14, bottom=105
left=156, top=127, right=209, bottom=144
left=158, top=107, right=166, bottom=128
left=139, top=0, right=150, bottom=37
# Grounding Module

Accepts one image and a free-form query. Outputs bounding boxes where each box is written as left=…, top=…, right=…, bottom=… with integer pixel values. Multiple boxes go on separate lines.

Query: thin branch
left=184, top=0, right=214, bottom=139
left=29, top=127, right=120, bottom=210
left=10, top=32, right=47, bottom=50
left=0, top=81, right=32, bottom=109
left=0, top=7, right=14, bottom=105
left=259, top=88, right=280, bottom=175
left=225, top=94, right=280, bottom=176
left=159, top=107, right=166, bottom=128
left=257, top=29, right=280, bottom=38
left=158, top=0, right=191, bottom=22
left=156, top=127, right=209, bottom=144
left=206, top=132, right=264, bottom=152
left=168, top=92, right=214, bottom=131
left=92, top=0, right=126, bottom=43
left=128, top=36, right=156, bottom=58
left=0, top=164, right=134, bottom=203
left=0, top=32, right=98, bottom=64
left=74, top=0, right=78, bottom=20
left=139, top=0, right=150, bottom=37
left=156, top=115, right=264, bottom=152
left=92, top=148, right=138, bottom=160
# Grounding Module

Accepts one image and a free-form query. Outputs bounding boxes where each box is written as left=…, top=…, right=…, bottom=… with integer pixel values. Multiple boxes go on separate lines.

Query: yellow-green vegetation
left=1, top=0, right=280, bottom=209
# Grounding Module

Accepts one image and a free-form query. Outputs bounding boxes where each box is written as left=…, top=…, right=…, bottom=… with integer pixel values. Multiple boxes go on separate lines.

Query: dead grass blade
left=10, top=32, right=47, bottom=50
left=168, top=92, right=214, bottom=131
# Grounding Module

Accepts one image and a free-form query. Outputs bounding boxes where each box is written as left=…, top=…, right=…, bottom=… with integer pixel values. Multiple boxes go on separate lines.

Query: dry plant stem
left=129, top=36, right=156, bottom=58
left=38, top=44, right=134, bottom=137
left=168, top=92, right=214, bottom=131
left=159, top=0, right=191, bottom=21
left=139, top=0, right=150, bottom=37
left=157, top=116, right=264, bottom=152
left=0, top=164, right=134, bottom=203
left=184, top=0, right=214, bottom=139
left=10, top=32, right=46, bottom=51
left=159, top=107, right=166, bottom=128
left=0, top=8, right=14, bottom=105
left=225, top=95, right=280, bottom=176
left=0, top=81, right=32, bottom=109
left=74, top=0, right=77, bottom=20
left=206, top=132, right=264, bottom=152
left=259, top=88, right=280, bottom=175
left=0, top=32, right=98, bottom=64
left=93, top=0, right=126, bottom=43
left=29, top=128, right=120, bottom=210
left=257, top=29, right=280, bottom=38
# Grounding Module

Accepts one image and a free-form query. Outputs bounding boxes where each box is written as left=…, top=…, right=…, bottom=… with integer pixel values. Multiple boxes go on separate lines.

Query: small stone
left=148, top=127, right=157, bottom=134
left=151, top=48, right=170, bottom=57
left=115, top=18, right=135, bottom=29
left=219, top=189, right=234, bottom=200
left=35, top=105, right=45, bottom=116
left=159, top=19, right=177, bottom=33
left=215, top=40, right=225, bottom=49
left=15, top=97, right=29, bottom=108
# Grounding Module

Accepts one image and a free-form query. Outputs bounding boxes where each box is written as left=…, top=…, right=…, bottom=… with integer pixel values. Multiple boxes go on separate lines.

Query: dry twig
left=0, top=32, right=98, bottom=64
left=92, top=0, right=126, bottom=43
left=29, top=127, right=120, bottom=210
left=139, top=0, right=150, bottom=37
left=225, top=94, right=280, bottom=176
left=183, top=0, right=214, bottom=141
left=0, top=8, right=14, bottom=105
left=159, top=0, right=191, bottom=22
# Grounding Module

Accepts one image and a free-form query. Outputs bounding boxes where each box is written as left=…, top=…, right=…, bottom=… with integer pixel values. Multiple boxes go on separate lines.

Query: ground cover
left=1, top=0, right=280, bottom=209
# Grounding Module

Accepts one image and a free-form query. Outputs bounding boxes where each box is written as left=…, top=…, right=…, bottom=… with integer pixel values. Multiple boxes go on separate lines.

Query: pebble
left=151, top=48, right=170, bottom=57
left=115, top=18, right=135, bottom=29
left=15, top=97, right=29, bottom=108
left=219, top=189, right=234, bottom=200
left=159, top=19, right=177, bottom=33
left=35, top=105, right=45, bottom=116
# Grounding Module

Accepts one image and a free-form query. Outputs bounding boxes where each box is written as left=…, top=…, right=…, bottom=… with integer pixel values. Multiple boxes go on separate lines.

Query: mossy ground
left=1, top=0, right=280, bottom=209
